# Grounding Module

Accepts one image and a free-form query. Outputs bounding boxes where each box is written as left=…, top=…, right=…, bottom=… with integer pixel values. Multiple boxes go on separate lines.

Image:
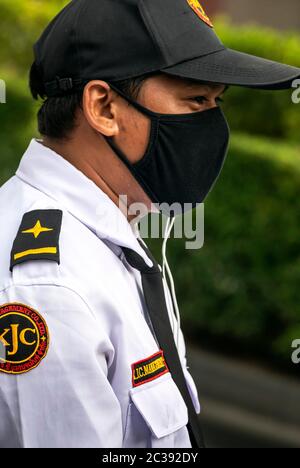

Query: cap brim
left=161, top=47, right=300, bottom=90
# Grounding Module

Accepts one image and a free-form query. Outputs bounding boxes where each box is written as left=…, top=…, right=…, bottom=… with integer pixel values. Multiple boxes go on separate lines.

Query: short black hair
left=29, top=62, right=156, bottom=140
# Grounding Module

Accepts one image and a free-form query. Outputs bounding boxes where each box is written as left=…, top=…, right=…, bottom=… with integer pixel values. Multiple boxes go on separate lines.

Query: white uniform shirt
left=0, top=140, right=200, bottom=448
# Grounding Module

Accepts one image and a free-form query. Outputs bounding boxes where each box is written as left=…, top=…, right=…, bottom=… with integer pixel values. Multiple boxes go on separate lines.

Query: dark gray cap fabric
left=33, top=0, right=300, bottom=97
left=163, top=48, right=300, bottom=90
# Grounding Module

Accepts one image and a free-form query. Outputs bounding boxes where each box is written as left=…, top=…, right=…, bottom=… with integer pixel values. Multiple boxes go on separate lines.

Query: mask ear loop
left=108, top=82, right=160, bottom=119
left=162, top=216, right=182, bottom=349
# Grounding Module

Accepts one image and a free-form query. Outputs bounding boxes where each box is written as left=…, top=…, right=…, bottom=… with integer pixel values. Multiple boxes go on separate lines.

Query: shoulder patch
left=132, top=351, right=169, bottom=388
left=0, top=303, right=49, bottom=374
left=10, top=210, right=63, bottom=271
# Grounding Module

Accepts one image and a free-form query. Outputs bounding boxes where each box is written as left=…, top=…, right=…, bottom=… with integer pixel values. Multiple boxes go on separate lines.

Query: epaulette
left=10, top=209, right=63, bottom=271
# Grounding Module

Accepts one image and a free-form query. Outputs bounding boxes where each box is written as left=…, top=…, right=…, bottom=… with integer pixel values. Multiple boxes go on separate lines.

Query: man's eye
left=192, top=96, right=225, bottom=105
left=193, top=96, right=207, bottom=104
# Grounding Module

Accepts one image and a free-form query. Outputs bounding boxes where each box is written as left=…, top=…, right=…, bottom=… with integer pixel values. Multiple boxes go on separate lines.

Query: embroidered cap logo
left=187, top=0, right=214, bottom=28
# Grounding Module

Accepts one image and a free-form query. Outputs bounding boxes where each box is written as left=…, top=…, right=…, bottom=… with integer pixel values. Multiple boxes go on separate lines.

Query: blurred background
left=0, top=0, right=299, bottom=448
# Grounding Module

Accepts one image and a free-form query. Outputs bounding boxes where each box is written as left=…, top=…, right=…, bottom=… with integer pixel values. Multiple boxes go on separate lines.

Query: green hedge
left=0, top=73, right=37, bottom=185
left=0, top=0, right=68, bottom=181
left=149, top=133, right=300, bottom=364
left=214, top=16, right=300, bottom=142
left=0, top=0, right=69, bottom=71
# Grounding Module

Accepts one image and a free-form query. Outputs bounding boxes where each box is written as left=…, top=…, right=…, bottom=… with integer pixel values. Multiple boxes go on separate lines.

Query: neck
left=42, top=126, right=152, bottom=222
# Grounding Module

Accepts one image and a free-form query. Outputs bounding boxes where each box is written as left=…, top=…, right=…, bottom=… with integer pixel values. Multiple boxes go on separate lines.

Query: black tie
left=123, top=241, right=205, bottom=449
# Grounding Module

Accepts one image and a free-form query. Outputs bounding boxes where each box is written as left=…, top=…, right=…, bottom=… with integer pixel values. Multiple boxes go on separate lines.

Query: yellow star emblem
left=22, top=220, right=53, bottom=239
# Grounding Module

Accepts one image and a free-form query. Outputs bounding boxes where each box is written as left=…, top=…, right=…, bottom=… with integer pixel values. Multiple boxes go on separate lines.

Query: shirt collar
left=15, top=139, right=153, bottom=267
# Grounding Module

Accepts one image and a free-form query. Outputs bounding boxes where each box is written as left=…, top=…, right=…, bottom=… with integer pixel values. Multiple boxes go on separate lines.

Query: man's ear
left=82, top=80, right=120, bottom=137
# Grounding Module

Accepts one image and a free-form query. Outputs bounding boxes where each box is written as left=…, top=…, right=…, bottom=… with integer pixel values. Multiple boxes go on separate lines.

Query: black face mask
left=106, top=83, right=230, bottom=216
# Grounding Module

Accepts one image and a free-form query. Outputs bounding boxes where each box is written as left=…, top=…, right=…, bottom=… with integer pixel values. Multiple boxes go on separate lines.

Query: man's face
left=111, top=73, right=227, bottom=164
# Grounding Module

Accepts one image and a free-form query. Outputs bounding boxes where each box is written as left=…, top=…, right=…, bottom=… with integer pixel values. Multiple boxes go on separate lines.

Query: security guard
left=0, top=0, right=299, bottom=449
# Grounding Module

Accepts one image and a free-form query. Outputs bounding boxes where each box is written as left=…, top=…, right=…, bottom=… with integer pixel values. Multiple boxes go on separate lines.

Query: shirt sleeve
left=0, top=284, right=123, bottom=448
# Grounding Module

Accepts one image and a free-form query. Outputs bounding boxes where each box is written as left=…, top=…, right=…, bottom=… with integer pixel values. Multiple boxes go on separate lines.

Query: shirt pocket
left=123, top=373, right=191, bottom=449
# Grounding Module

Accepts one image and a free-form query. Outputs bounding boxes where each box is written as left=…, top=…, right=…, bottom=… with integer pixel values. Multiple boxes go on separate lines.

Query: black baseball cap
left=34, top=0, right=300, bottom=97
